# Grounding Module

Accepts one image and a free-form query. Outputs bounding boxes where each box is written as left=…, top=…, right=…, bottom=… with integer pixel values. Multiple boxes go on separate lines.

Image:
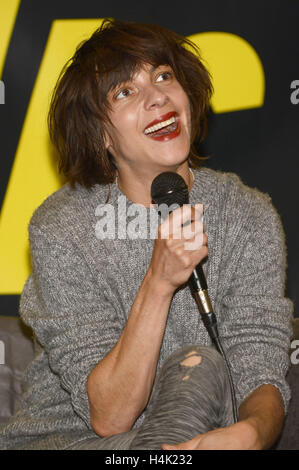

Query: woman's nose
left=143, top=85, right=169, bottom=110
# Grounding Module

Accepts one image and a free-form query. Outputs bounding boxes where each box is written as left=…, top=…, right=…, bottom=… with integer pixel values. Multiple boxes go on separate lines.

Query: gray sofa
left=0, top=315, right=298, bottom=449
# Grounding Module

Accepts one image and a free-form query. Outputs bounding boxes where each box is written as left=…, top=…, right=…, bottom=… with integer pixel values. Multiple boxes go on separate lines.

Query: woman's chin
left=156, top=151, right=190, bottom=170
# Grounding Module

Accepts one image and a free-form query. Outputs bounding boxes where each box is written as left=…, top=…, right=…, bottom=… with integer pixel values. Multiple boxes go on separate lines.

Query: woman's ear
left=104, top=131, right=117, bottom=158
left=103, top=130, right=112, bottom=150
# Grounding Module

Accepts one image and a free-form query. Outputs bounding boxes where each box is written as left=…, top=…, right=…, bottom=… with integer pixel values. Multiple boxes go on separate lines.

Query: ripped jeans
left=67, top=345, right=235, bottom=450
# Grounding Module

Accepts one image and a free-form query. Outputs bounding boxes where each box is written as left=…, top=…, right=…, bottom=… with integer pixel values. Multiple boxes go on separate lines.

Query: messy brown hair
left=48, top=18, right=213, bottom=188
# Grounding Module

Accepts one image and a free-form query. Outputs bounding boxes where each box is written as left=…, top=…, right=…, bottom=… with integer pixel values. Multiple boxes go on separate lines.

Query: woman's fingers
left=151, top=203, right=208, bottom=291
left=159, top=204, right=204, bottom=241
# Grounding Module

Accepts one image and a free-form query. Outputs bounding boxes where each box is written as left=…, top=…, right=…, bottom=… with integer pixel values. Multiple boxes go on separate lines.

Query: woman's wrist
left=144, top=266, right=176, bottom=299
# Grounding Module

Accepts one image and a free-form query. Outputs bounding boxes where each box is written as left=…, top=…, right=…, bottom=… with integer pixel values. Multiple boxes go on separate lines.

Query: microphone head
left=151, top=171, right=189, bottom=207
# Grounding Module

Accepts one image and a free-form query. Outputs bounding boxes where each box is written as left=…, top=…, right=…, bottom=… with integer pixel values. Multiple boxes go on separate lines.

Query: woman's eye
left=116, top=88, right=132, bottom=100
left=156, top=71, right=172, bottom=82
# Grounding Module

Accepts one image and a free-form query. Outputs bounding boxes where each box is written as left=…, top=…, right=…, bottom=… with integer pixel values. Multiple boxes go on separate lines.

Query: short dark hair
left=48, top=18, right=213, bottom=188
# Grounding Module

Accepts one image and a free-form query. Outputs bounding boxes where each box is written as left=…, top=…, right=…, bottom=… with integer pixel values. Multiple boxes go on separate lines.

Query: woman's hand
left=161, top=420, right=262, bottom=450
left=148, top=204, right=208, bottom=296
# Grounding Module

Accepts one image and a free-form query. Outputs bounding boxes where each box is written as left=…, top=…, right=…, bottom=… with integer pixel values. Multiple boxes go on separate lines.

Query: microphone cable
left=192, top=289, right=238, bottom=424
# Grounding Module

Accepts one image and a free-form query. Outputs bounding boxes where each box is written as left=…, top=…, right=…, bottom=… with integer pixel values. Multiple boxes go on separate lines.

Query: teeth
left=144, top=116, right=176, bottom=135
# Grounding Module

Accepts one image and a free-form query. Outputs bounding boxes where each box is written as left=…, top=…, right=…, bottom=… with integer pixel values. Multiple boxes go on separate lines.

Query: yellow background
left=0, top=18, right=265, bottom=293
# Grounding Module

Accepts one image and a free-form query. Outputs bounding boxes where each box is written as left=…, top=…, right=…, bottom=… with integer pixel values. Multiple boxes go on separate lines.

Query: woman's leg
left=129, top=345, right=235, bottom=450
left=66, top=345, right=234, bottom=450
left=65, top=428, right=140, bottom=450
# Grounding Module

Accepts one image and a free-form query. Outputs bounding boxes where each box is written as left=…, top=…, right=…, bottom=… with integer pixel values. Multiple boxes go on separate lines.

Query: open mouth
left=143, top=112, right=180, bottom=140
left=144, top=116, right=177, bottom=136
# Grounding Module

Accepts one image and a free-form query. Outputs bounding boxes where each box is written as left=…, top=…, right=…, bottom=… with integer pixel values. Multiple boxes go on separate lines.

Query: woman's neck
left=115, top=162, right=194, bottom=207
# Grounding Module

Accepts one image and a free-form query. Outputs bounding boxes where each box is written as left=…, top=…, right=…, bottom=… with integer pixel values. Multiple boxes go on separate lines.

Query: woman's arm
left=238, top=383, right=285, bottom=449
left=87, top=271, right=173, bottom=437
left=162, top=384, right=285, bottom=450
left=87, top=205, right=206, bottom=437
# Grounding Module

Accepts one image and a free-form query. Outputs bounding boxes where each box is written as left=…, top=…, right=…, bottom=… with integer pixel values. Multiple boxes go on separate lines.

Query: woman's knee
left=162, top=344, right=225, bottom=373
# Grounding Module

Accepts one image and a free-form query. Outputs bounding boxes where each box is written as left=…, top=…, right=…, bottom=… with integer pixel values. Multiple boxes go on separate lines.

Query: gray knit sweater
left=0, top=167, right=294, bottom=450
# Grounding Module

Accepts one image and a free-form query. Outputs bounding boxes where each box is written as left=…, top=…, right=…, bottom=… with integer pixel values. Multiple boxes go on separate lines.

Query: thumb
left=163, top=435, right=202, bottom=450
left=161, top=443, right=177, bottom=450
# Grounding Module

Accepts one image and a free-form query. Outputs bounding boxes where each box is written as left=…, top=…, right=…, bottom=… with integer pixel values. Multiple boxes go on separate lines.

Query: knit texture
left=0, top=167, right=294, bottom=450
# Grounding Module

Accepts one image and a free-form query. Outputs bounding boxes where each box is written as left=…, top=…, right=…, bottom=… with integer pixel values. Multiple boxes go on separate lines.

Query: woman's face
left=104, top=63, right=192, bottom=177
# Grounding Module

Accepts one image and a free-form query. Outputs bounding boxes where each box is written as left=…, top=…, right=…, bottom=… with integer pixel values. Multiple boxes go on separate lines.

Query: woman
left=0, top=19, right=293, bottom=450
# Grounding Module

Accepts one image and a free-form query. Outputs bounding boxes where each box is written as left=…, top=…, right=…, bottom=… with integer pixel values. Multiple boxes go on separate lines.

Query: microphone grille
left=151, top=171, right=189, bottom=207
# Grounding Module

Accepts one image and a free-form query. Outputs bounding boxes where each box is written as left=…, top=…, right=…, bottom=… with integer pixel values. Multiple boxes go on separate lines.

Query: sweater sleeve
left=19, top=224, right=124, bottom=429
left=218, top=176, right=294, bottom=413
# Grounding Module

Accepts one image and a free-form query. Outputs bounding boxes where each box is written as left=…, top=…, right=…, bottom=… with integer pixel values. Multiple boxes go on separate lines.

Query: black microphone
left=150, top=171, right=218, bottom=343
left=151, top=170, right=238, bottom=423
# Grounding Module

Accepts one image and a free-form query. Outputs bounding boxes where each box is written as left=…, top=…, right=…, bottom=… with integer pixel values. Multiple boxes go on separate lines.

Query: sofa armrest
left=0, top=316, right=35, bottom=426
